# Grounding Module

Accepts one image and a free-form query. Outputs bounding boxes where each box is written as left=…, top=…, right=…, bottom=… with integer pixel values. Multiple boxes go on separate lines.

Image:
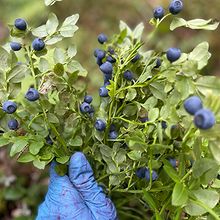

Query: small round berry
left=8, top=119, right=19, bottom=130
left=153, top=6, right=165, bottom=20
left=169, top=158, right=177, bottom=168
left=139, top=117, right=149, bottom=123
left=99, top=86, right=109, bottom=97
left=145, top=169, right=158, bottom=181
left=154, top=58, right=162, bottom=68
left=96, top=49, right=106, bottom=60
left=80, top=102, right=91, bottom=113
left=10, top=42, right=22, bottom=51
left=14, top=18, right=27, bottom=31
left=2, top=101, right=17, bottom=114
left=32, top=38, right=45, bottom=51
left=194, top=109, right=215, bottom=130
left=166, top=48, right=181, bottom=62
left=96, top=57, right=103, bottom=66
left=106, top=55, right=116, bottom=63
left=136, top=167, right=147, bottom=179
left=25, top=88, right=39, bottom=101
left=161, top=121, right=167, bottom=129
left=84, top=95, right=93, bottom=104
left=184, top=96, right=203, bottom=115
left=98, top=33, right=108, bottom=44
left=46, top=135, right=53, bottom=145
left=109, top=130, right=118, bottom=139
left=100, top=61, right=113, bottom=75
left=108, top=47, right=115, bottom=55
left=123, top=70, right=133, bottom=81
left=131, top=54, right=141, bottom=63
left=95, top=119, right=106, bottom=131
left=169, top=0, right=183, bottom=15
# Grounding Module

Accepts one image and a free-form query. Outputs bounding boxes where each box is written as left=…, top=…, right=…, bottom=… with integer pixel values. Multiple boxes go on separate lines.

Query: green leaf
left=150, top=82, right=166, bottom=101
left=67, top=60, right=88, bottom=77
left=170, top=17, right=219, bottom=31
left=44, top=0, right=62, bottom=6
left=127, top=150, right=142, bottom=160
left=7, top=64, right=30, bottom=83
left=48, top=113, right=60, bottom=124
left=18, top=153, right=35, bottom=163
left=32, top=25, right=48, bottom=38
left=148, top=108, right=159, bottom=122
left=125, top=88, right=137, bottom=101
left=141, top=96, right=158, bottom=111
left=172, top=182, right=188, bottom=206
left=69, top=136, right=83, bottom=147
left=60, top=14, right=79, bottom=37
left=45, top=35, right=63, bottom=45
left=38, top=58, right=50, bottom=72
left=55, top=164, right=67, bottom=176
left=29, top=141, right=44, bottom=155
left=0, top=46, right=9, bottom=70
left=0, top=137, right=11, bottom=147
left=188, top=42, right=211, bottom=70
left=67, top=45, right=77, bottom=58
left=46, top=13, right=59, bottom=35
left=163, top=160, right=181, bottom=183
left=209, top=141, right=220, bottom=164
left=133, top=22, right=144, bottom=40
left=56, top=156, right=70, bottom=164
left=33, top=159, right=46, bottom=169
left=143, top=190, right=159, bottom=211
left=53, top=48, right=66, bottom=64
left=10, top=139, right=28, bottom=157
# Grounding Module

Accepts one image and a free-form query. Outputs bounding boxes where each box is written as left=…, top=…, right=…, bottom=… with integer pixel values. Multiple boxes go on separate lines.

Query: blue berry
left=96, top=49, right=106, bottom=60
left=194, top=109, right=215, bottom=130
left=139, top=117, right=149, bottom=123
left=153, top=6, right=165, bottom=20
left=80, top=102, right=91, bottom=113
left=2, top=101, right=17, bottom=114
left=123, top=70, right=133, bottom=81
left=106, top=55, right=116, bottom=63
left=166, top=48, right=181, bottom=62
left=155, top=58, right=162, bottom=68
left=109, top=124, right=116, bottom=131
left=104, top=81, right=111, bottom=87
left=109, top=130, right=118, bottom=139
left=108, top=47, right=115, bottom=55
left=10, top=42, right=22, bottom=51
left=96, top=57, right=103, bottom=66
left=98, top=33, right=108, bottom=44
left=32, top=38, right=45, bottom=51
left=94, top=48, right=99, bottom=57
left=14, top=18, right=27, bottom=31
left=99, top=86, right=109, bottom=97
left=25, top=88, right=39, bottom=101
left=161, top=121, right=167, bottom=129
left=95, top=119, right=106, bottom=131
left=145, top=169, right=158, bottom=181
left=136, top=167, right=147, bottom=179
left=100, top=61, right=113, bottom=75
left=104, top=73, right=112, bottom=83
left=46, top=135, right=53, bottom=145
left=184, top=96, right=203, bottom=115
left=169, top=0, right=183, bottom=15
left=88, top=106, right=95, bottom=118
left=8, top=119, right=19, bottom=130
left=131, top=54, right=141, bottom=63
left=169, top=158, right=177, bottom=168
left=84, top=95, right=93, bottom=104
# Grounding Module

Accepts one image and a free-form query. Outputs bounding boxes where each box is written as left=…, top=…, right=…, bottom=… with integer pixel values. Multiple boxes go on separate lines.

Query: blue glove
left=37, top=152, right=117, bottom=220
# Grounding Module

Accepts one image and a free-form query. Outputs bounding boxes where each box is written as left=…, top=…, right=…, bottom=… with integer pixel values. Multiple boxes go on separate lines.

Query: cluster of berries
left=1, top=88, right=39, bottom=130
left=10, top=18, right=45, bottom=52
left=184, top=96, right=216, bottom=129
left=153, top=0, right=183, bottom=20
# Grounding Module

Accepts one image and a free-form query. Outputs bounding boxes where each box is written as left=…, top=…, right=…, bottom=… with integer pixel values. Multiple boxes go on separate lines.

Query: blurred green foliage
left=0, top=0, right=219, bottom=219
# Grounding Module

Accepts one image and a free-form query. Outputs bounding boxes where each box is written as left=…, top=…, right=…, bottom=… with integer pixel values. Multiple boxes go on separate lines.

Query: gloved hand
left=37, top=152, right=117, bottom=220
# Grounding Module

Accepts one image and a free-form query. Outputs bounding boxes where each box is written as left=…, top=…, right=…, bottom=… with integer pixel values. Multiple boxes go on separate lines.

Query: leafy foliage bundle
left=0, top=1, right=220, bottom=219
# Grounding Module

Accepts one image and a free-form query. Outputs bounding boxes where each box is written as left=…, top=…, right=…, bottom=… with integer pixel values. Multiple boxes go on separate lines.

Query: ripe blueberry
left=194, top=108, right=215, bottom=130
left=95, top=119, right=106, bottom=131
left=10, top=42, right=22, bottom=51
left=169, top=0, right=183, bottom=15
left=2, top=101, right=17, bottom=114
left=98, top=33, right=108, bottom=44
left=145, top=168, right=158, bottom=181
left=84, top=95, right=93, bottom=104
left=14, top=18, right=27, bottom=31
left=46, top=135, right=53, bottom=145
left=80, top=102, right=91, bottom=113
left=32, top=38, right=45, bottom=51
left=96, top=57, right=103, bottom=66
left=96, top=49, right=106, bottom=60
left=136, top=167, right=147, bottom=179
left=139, top=117, right=149, bottom=123
left=166, top=48, right=181, bottom=62
left=123, top=70, right=133, bottom=81
left=25, top=88, right=39, bottom=101
left=161, top=121, right=167, bottom=129
left=106, top=55, right=116, bottom=63
left=169, top=158, right=177, bottom=168
left=184, top=96, right=203, bottom=115
left=108, top=47, right=115, bottom=55
left=8, top=119, right=19, bottom=130
left=131, top=54, right=141, bottom=63
left=109, top=130, right=118, bottom=139
left=100, top=61, right=113, bottom=75
left=154, top=58, right=162, bottom=68
left=99, top=86, right=109, bottom=97
left=153, top=6, right=165, bottom=20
